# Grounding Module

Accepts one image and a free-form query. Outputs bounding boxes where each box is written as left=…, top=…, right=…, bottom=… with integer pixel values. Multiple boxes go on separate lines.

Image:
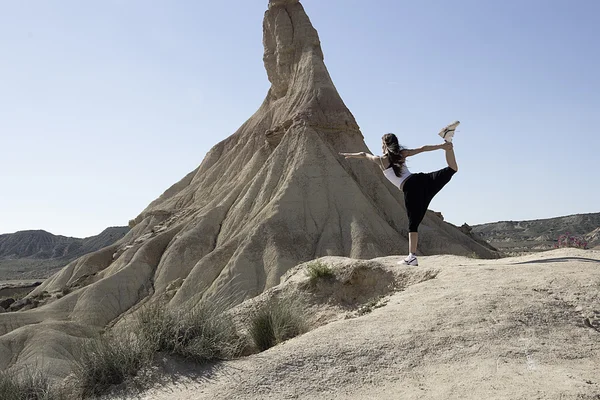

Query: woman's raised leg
left=444, top=142, right=458, bottom=172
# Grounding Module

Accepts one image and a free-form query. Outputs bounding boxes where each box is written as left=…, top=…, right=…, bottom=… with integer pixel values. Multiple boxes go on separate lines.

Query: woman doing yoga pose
left=340, top=121, right=460, bottom=266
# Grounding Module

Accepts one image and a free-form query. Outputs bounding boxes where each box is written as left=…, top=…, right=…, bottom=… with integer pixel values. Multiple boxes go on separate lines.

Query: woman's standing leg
left=403, top=175, right=426, bottom=266
left=409, top=232, right=418, bottom=254
left=402, top=141, right=458, bottom=265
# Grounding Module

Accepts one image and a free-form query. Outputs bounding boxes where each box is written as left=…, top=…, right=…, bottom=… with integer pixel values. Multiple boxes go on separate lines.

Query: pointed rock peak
left=269, top=0, right=299, bottom=8
left=263, top=1, right=325, bottom=99
left=262, top=1, right=359, bottom=137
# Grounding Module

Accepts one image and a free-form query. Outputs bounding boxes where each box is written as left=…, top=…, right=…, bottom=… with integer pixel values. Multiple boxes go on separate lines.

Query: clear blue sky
left=1, top=0, right=598, bottom=238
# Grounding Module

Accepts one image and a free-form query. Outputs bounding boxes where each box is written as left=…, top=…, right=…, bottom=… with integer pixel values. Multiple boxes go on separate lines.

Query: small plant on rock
left=249, top=298, right=307, bottom=352
left=0, top=367, right=66, bottom=400
left=137, top=301, right=244, bottom=363
left=305, top=261, right=335, bottom=283
left=71, top=332, right=152, bottom=398
left=356, top=297, right=389, bottom=316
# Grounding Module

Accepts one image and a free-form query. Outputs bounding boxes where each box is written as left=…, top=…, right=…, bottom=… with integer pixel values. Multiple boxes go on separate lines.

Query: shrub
left=249, top=298, right=307, bottom=351
left=0, top=367, right=64, bottom=400
left=71, top=332, right=153, bottom=398
left=71, top=301, right=244, bottom=398
left=137, top=302, right=244, bottom=363
left=305, top=261, right=335, bottom=283
left=554, top=233, right=588, bottom=250
left=356, top=297, right=389, bottom=316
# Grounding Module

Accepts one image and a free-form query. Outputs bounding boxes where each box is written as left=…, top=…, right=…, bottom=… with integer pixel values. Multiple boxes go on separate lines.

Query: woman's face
left=381, top=140, right=387, bottom=154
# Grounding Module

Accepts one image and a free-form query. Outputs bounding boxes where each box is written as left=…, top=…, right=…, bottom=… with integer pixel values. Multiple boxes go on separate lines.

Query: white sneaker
left=439, top=120, right=460, bottom=142
left=399, top=254, right=418, bottom=266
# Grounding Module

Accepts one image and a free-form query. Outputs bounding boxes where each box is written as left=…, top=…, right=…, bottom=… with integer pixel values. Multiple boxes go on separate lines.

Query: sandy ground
left=117, top=248, right=600, bottom=400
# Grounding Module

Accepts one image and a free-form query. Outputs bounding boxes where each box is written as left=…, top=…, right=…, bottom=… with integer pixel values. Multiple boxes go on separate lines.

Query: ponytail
left=382, top=133, right=405, bottom=178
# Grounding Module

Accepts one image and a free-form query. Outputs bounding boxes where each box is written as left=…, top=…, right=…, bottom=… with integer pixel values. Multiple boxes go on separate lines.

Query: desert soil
left=118, top=248, right=600, bottom=400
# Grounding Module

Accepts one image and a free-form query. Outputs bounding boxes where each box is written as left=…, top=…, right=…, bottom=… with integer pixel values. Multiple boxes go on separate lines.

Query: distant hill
left=0, top=227, right=129, bottom=280
left=471, top=212, right=600, bottom=253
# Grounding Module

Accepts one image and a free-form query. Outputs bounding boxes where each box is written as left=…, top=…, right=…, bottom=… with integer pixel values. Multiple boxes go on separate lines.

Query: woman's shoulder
left=380, top=154, right=391, bottom=169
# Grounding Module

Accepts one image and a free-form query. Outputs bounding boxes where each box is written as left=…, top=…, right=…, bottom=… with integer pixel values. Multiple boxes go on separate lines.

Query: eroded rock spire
left=0, top=1, right=497, bottom=381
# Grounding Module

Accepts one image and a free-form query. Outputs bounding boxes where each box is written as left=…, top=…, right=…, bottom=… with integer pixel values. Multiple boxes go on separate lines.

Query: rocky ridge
left=472, top=212, right=600, bottom=253
left=0, top=227, right=129, bottom=280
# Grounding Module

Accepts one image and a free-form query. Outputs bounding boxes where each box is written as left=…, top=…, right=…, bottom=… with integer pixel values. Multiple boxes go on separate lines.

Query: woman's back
left=381, top=155, right=412, bottom=190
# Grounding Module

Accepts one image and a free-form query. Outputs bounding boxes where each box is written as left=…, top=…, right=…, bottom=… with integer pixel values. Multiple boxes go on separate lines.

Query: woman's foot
left=398, top=254, right=418, bottom=266
left=439, top=120, right=460, bottom=142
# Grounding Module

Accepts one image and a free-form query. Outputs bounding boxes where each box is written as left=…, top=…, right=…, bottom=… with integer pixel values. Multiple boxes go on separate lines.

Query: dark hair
left=382, top=133, right=405, bottom=177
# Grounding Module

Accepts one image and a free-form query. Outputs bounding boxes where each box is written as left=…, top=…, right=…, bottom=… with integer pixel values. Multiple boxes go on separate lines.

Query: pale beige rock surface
left=122, top=248, right=600, bottom=400
left=0, top=0, right=496, bottom=381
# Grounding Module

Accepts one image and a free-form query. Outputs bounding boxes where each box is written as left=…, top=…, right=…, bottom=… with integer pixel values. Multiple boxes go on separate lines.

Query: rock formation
left=0, top=0, right=496, bottom=380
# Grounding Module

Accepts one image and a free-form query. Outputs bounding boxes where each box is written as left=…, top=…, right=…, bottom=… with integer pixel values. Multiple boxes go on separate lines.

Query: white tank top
left=381, top=157, right=412, bottom=190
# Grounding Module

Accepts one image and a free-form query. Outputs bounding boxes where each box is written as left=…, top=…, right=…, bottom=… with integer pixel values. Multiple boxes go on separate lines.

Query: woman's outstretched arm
left=402, top=142, right=452, bottom=157
left=339, top=152, right=381, bottom=166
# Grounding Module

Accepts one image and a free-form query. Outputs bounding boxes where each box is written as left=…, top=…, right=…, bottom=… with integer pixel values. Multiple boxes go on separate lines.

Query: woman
left=340, top=121, right=460, bottom=266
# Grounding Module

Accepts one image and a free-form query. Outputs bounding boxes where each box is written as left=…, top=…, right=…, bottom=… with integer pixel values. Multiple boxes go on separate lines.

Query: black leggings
left=403, top=167, right=456, bottom=232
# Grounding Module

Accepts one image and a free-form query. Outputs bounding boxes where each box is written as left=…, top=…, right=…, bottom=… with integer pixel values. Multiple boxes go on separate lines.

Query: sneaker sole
left=439, top=120, right=460, bottom=142
left=397, top=260, right=419, bottom=266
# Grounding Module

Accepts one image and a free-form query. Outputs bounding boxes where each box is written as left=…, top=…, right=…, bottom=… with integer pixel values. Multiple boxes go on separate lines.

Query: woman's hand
left=441, top=142, right=453, bottom=151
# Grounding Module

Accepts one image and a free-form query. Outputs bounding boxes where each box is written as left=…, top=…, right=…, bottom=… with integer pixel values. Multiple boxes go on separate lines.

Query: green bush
left=137, top=302, right=244, bottom=363
left=72, top=332, right=152, bottom=398
left=305, top=261, right=335, bottom=283
left=249, top=299, right=307, bottom=351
